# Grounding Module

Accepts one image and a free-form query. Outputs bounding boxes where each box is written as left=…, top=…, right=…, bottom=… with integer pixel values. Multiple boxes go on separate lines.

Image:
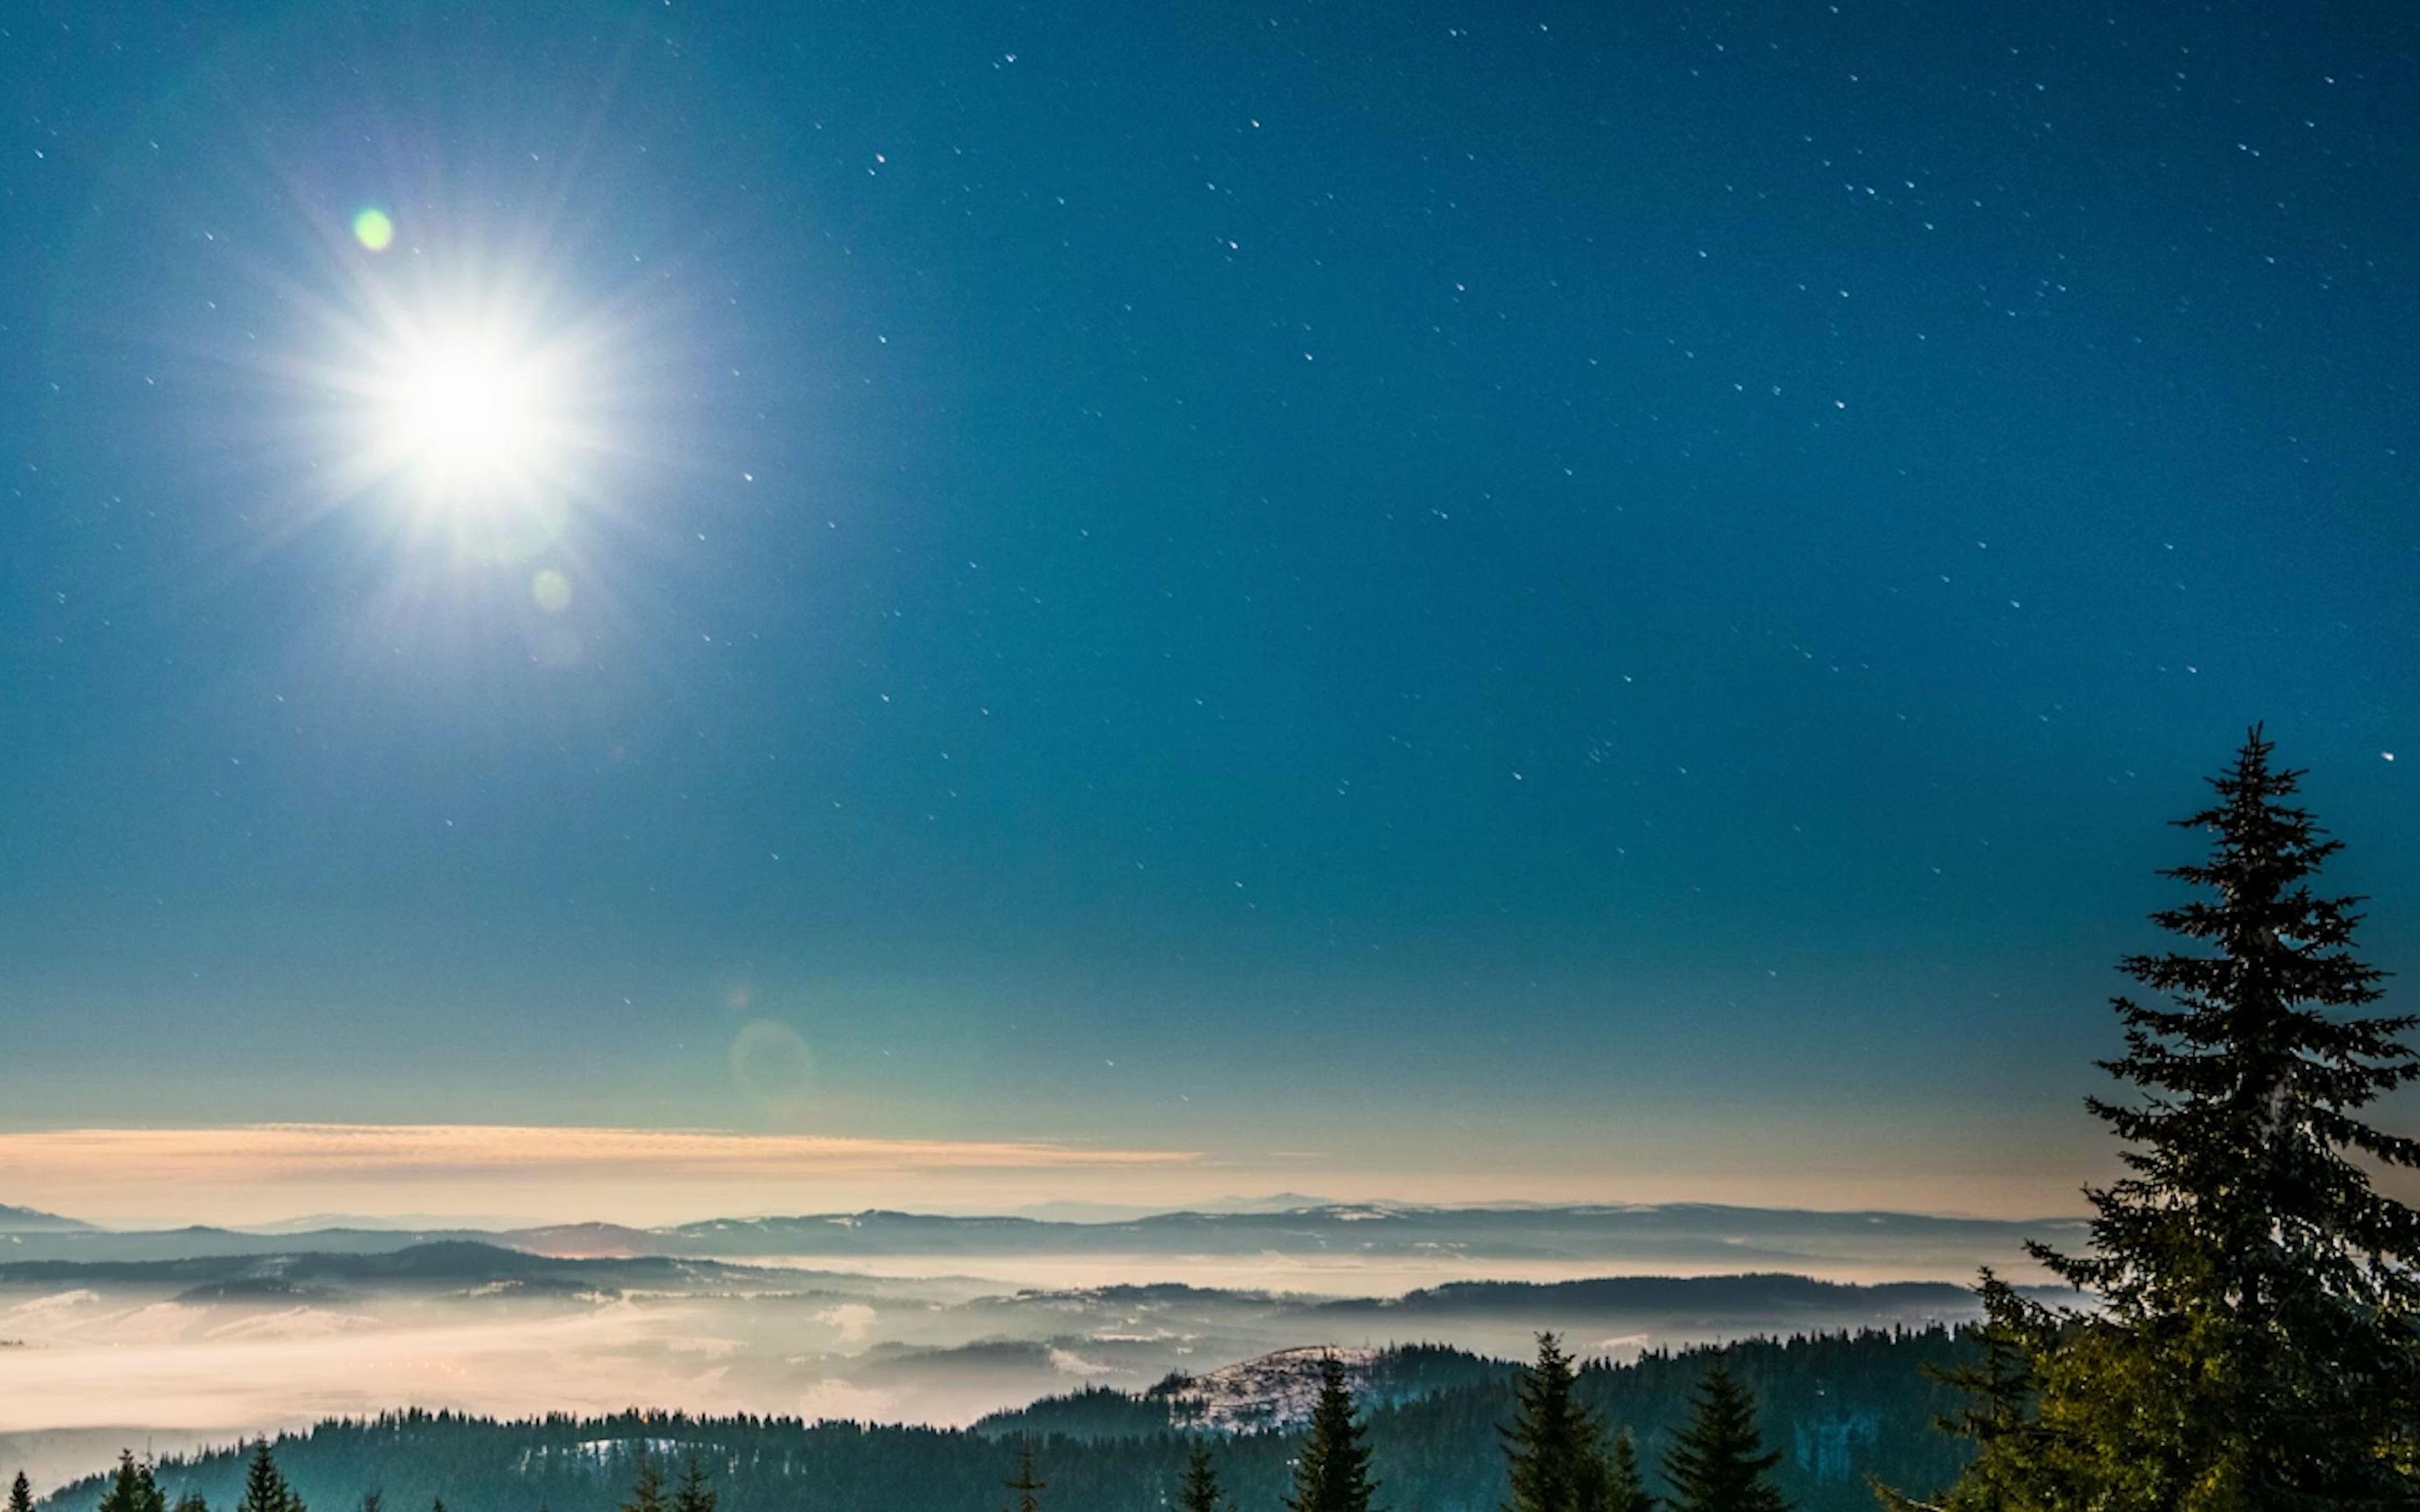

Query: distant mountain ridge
left=583, top=1202, right=2082, bottom=1268
left=0, top=1201, right=2080, bottom=1278
left=0, top=1204, right=92, bottom=1233
left=536, top=1200, right=2080, bottom=1267
left=0, top=1240, right=857, bottom=1300
left=1321, top=1272, right=1994, bottom=1317
left=0, top=1246, right=2026, bottom=1314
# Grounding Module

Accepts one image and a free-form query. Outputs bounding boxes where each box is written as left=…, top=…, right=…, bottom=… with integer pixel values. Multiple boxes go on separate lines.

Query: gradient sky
left=1, top=0, right=2416, bottom=1224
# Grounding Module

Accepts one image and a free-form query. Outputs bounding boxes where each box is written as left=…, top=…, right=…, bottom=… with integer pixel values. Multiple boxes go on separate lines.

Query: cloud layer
left=0, top=1124, right=1197, bottom=1226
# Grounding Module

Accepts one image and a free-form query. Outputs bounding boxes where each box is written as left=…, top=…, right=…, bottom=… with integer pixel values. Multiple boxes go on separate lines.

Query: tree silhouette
left=672, top=1455, right=715, bottom=1512
left=97, top=1456, right=165, bottom=1512
left=1604, top=1434, right=1655, bottom=1512
left=1662, top=1362, right=1787, bottom=1512
left=234, top=1446, right=297, bottom=1512
left=1935, top=730, right=2420, bottom=1507
left=1286, top=1354, right=1379, bottom=1512
left=1176, top=1441, right=1226, bottom=1512
left=1503, top=1333, right=1615, bottom=1512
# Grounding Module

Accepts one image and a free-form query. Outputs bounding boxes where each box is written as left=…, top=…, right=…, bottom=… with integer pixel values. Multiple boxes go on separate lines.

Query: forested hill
left=39, top=1329, right=1976, bottom=1512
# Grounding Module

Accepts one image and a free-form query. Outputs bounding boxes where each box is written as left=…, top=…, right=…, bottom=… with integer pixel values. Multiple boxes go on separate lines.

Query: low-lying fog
left=0, top=1203, right=2075, bottom=1491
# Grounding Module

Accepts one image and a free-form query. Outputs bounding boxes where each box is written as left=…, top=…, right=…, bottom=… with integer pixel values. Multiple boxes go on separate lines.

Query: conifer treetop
left=233, top=1443, right=296, bottom=1512
left=672, top=1455, right=716, bottom=1512
left=1662, top=1360, right=1788, bottom=1512
left=1286, top=1353, right=1379, bottom=1512
left=1951, top=729, right=2420, bottom=1508
left=1604, top=1432, right=1655, bottom=1512
left=1176, top=1441, right=1225, bottom=1512
left=2040, top=726, right=2420, bottom=1312
left=1503, top=1331, right=1614, bottom=1512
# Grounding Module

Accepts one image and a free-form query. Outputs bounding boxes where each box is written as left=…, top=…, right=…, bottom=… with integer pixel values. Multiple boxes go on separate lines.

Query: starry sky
left=1, top=0, right=2415, bottom=1224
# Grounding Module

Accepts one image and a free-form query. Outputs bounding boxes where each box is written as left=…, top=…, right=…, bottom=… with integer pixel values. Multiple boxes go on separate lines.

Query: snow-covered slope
left=1149, top=1345, right=1383, bottom=1432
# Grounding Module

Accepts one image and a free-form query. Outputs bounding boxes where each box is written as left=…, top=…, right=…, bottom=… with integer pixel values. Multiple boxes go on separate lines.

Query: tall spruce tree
left=232, top=1446, right=295, bottom=1512
left=1003, top=1446, right=1045, bottom=1512
left=171, top=1494, right=208, bottom=1512
left=1176, top=1441, right=1227, bottom=1512
left=8, top=1471, right=32, bottom=1512
left=1662, top=1361, right=1788, bottom=1512
left=1286, top=1354, right=1379, bottom=1512
left=1504, top=1332, right=1614, bottom=1512
left=672, top=1455, right=715, bottom=1512
left=1939, top=730, right=2420, bottom=1509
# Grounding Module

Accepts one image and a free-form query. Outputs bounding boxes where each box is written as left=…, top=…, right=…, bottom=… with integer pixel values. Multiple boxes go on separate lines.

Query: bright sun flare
left=369, top=327, right=566, bottom=509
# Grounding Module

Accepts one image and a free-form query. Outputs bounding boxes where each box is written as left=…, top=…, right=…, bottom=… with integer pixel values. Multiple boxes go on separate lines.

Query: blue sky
left=1, top=0, right=2414, bottom=1223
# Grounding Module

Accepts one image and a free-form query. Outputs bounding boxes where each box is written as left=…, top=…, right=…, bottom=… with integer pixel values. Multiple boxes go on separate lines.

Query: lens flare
left=531, top=567, right=573, bottom=611
left=352, top=206, right=396, bottom=251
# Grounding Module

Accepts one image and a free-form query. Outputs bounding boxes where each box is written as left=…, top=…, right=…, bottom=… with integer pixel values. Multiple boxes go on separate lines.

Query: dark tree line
left=89, top=1443, right=304, bottom=1512
left=1496, top=1333, right=1786, bottom=1512
left=11, top=1335, right=1954, bottom=1512
left=610, top=1452, right=714, bottom=1512
left=1146, top=1336, right=1792, bottom=1512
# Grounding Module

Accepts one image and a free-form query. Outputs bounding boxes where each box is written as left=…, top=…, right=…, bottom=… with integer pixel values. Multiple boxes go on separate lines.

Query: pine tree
left=1662, top=1361, right=1788, bottom=1512
left=1286, top=1354, right=1379, bottom=1512
left=672, top=1455, right=715, bottom=1512
left=358, top=1493, right=380, bottom=1512
left=97, top=1455, right=146, bottom=1512
left=233, top=1446, right=295, bottom=1512
left=1175, top=1441, right=1226, bottom=1512
left=172, top=1494, right=208, bottom=1512
left=1002, top=1446, right=1045, bottom=1512
left=1504, top=1332, right=1615, bottom=1512
left=619, top=1454, right=666, bottom=1512
left=97, top=1458, right=163, bottom=1512
left=1604, top=1434, right=1655, bottom=1512
left=8, top=1471, right=32, bottom=1512
left=1946, top=729, right=2420, bottom=1508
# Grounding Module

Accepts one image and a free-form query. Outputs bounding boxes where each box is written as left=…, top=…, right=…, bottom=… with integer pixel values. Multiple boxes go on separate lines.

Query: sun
left=363, top=321, right=573, bottom=512
left=389, top=340, right=541, bottom=479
